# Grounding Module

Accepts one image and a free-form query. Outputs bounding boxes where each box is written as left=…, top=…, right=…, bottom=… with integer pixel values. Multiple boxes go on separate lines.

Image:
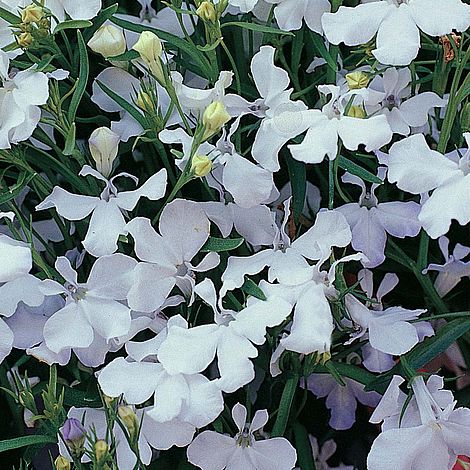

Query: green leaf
left=68, top=31, right=89, bottom=123
left=53, top=20, right=92, bottom=34
left=221, top=21, right=294, bottom=36
left=293, top=422, right=316, bottom=470
left=286, top=154, right=306, bottom=224
left=309, top=31, right=337, bottom=72
left=338, top=156, right=382, bottom=184
left=271, top=373, right=299, bottom=437
left=96, top=80, right=147, bottom=129
left=0, top=171, right=36, bottom=205
left=63, top=386, right=102, bottom=408
left=0, top=6, right=20, bottom=24
left=201, top=237, right=244, bottom=253
left=107, top=49, right=140, bottom=62
left=241, top=278, right=267, bottom=301
left=63, top=123, right=76, bottom=155
left=0, top=435, right=57, bottom=453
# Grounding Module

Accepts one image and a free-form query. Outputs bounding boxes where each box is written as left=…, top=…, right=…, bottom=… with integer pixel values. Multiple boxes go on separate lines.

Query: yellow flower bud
left=87, top=25, right=126, bottom=59
left=54, top=456, right=71, bottom=470
left=202, top=101, right=230, bottom=139
left=345, top=71, right=370, bottom=90
left=88, top=127, right=120, bottom=178
left=132, top=31, right=165, bottom=82
left=21, top=4, right=44, bottom=23
left=17, top=32, right=33, bottom=48
left=346, top=105, right=366, bottom=119
left=94, top=440, right=108, bottom=462
left=191, top=155, right=212, bottom=177
left=136, top=90, right=154, bottom=112
left=118, top=405, right=138, bottom=437
left=196, top=1, right=217, bottom=22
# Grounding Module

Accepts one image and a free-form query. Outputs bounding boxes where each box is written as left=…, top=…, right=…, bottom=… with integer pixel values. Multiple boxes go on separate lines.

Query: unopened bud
left=345, top=71, right=369, bottom=90
left=62, top=418, right=86, bottom=457
left=132, top=31, right=165, bottom=82
left=17, top=32, right=32, bottom=48
left=202, top=101, right=230, bottom=139
left=136, top=90, right=154, bottom=112
left=346, top=105, right=366, bottom=119
left=89, top=127, right=120, bottom=178
left=196, top=1, right=217, bottom=22
left=191, top=155, right=212, bottom=177
left=54, top=456, right=71, bottom=470
left=21, top=4, right=44, bottom=23
left=118, top=405, right=139, bottom=437
left=94, top=440, right=108, bottom=462
left=88, top=25, right=126, bottom=59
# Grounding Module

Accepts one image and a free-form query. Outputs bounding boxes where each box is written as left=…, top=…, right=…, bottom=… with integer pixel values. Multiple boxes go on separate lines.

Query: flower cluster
left=0, top=1, right=469, bottom=469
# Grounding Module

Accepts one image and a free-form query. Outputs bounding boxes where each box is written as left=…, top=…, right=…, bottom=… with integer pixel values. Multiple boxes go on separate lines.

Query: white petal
left=409, top=0, right=470, bottom=36
left=337, top=115, right=392, bottom=152
left=187, top=430, right=236, bottom=470
left=0, top=236, right=31, bottom=282
left=36, top=187, right=99, bottom=220
left=249, top=438, right=298, bottom=470
left=322, top=2, right=392, bottom=45
left=387, top=134, right=459, bottom=194
left=374, top=202, right=421, bottom=238
left=0, top=319, right=13, bottom=362
left=398, top=92, right=446, bottom=128
left=61, top=0, right=101, bottom=19
left=373, top=6, right=420, bottom=66
left=97, top=357, right=163, bottom=404
left=142, top=414, right=195, bottom=450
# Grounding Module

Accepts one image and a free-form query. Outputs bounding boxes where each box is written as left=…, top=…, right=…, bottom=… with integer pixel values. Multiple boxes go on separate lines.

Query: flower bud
left=202, top=101, right=230, bottom=139
left=54, top=456, right=71, bottom=470
left=132, top=31, right=165, bottom=82
left=346, top=105, right=366, bottom=119
left=191, top=155, right=212, bottom=177
left=17, top=32, right=33, bottom=48
left=345, top=71, right=369, bottom=90
left=62, top=417, right=86, bottom=457
left=94, top=440, right=108, bottom=462
left=88, top=25, right=126, bottom=59
left=21, top=4, right=44, bottom=23
left=88, top=127, right=120, bottom=178
left=196, top=1, right=217, bottom=22
left=136, top=90, right=154, bottom=112
left=118, top=406, right=138, bottom=437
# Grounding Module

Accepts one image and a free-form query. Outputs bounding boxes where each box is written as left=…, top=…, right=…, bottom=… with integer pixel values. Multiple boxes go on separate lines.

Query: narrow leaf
left=0, top=435, right=57, bottom=453
left=338, top=156, right=382, bottom=184
left=68, top=31, right=89, bottom=122
left=201, top=237, right=244, bottom=253
left=53, top=20, right=92, bottom=34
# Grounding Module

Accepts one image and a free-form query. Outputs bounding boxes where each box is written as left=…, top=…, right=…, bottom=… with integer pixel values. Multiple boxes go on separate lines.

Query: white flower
left=36, top=165, right=167, bottom=257
left=322, top=0, right=470, bottom=66
left=305, top=374, right=380, bottom=430
left=337, top=170, right=421, bottom=267
left=125, top=199, right=218, bottom=312
left=40, top=254, right=136, bottom=355
left=366, top=67, right=447, bottom=135
left=423, top=236, right=470, bottom=296
left=187, top=403, right=297, bottom=470
left=387, top=133, right=470, bottom=238
left=368, top=375, right=470, bottom=469
left=0, top=67, right=49, bottom=149
left=263, top=0, right=330, bottom=32
left=288, top=85, right=392, bottom=165
left=157, top=278, right=292, bottom=392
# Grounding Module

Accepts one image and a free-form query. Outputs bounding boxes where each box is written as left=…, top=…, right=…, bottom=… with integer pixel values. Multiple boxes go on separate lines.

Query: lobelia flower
left=223, top=45, right=315, bottom=172
left=157, top=278, right=292, bottom=393
left=304, top=374, right=380, bottom=430
left=423, top=236, right=470, bottom=296
left=62, top=417, right=86, bottom=457
left=387, top=133, right=470, bottom=238
left=263, top=0, right=330, bottom=32
left=40, top=254, right=136, bottom=355
left=88, top=127, right=120, bottom=178
left=36, top=165, right=167, bottom=257
left=0, top=213, right=45, bottom=362
left=98, top=316, right=224, bottom=448
left=159, top=121, right=277, bottom=209
left=368, top=374, right=470, bottom=469
left=125, top=199, right=219, bottom=312
left=298, top=437, right=354, bottom=470
left=336, top=169, right=421, bottom=268
left=288, top=85, right=392, bottom=165
left=187, top=403, right=297, bottom=470
left=322, top=0, right=470, bottom=66
left=366, top=67, right=447, bottom=136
